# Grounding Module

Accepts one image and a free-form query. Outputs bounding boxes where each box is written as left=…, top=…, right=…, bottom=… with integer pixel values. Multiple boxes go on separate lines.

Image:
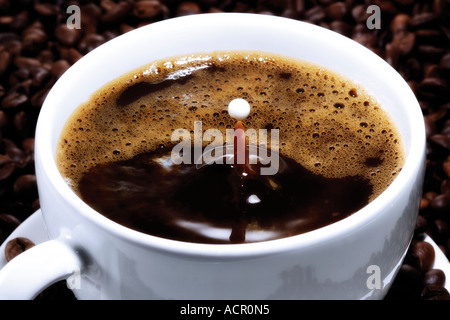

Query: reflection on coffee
left=56, top=51, right=404, bottom=244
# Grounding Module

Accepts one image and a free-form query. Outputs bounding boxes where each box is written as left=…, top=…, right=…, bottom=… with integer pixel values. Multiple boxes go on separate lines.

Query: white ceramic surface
left=0, top=13, right=426, bottom=300
left=1, top=210, right=447, bottom=296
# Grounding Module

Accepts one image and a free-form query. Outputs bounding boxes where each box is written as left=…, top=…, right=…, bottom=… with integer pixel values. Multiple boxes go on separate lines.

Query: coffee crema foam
left=57, top=50, right=404, bottom=203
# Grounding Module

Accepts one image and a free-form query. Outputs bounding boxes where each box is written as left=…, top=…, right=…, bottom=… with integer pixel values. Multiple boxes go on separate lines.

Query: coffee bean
left=1, top=91, right=28, bottom=109
left=133, top=0, right=162, bottom=19
left=424, top=115, right=437, bottom=138
left=30, top=67, right=50, bottom=88
left=0, top=47, right=12, bottom=76
left=13, top=110, right=31, bottom=139
left=0, top=213, right=21, bottom=243
left=410, top=12, right=438, bottom=29
left=393, top=264, right=424, bottom=297
left=51, top=60, right=70, bottom=80
left=304, top=6, right=326, bottom=23
left=430, top=193, right=450, bottom=211
left=101, top=1, right=133, bottom=23
left=440, top=179, right=450, bottom=195
left=0, top=110, right=8, bottom=129
left=415, top=29, right=444, bottom=46
left=443, top=156, right=450, bottom=178
left=384, top=42, right=400, bottom=68
left=430, top=134, right=450, bottom=150
left=4, top=237, right=35, bottom=262
left=440, top=53, right=450, bottom=73
left=324, top=2, right=347, bottom=20
left=414, top=214, right=428, bottom=236
left=329, top=20, right=351, bottom=37
left=21, top=21, right=47, bottom=53
left=408, top=241, right=435, bottom=273
left=421, top=284, right=450, bottom=300
left=34, top=3, right=59, bottom=16
left=30, top=85, right=50, bottom=108
left=0, top=154, right=15, bottom=181
left=351, top=5, right=369, bottom=23
left=418, top=45, right=446, bottom=60
left=78, top=34, right=106, bottom=54
left=417, top=77, right=448, bottom=101
left=390, top=13, right=410, bottom=35
left=393, top=31, right=415, bottom=56
left=13, top=174, right=37, bottom=198
left=54, top=24, right=81, bottom=47
left=176, top=2, right=202, bottom=16
left=433, top=219, right=450, bottom=243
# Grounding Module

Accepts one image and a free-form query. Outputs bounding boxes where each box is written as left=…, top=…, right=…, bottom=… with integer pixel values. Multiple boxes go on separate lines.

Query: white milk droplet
left=228, top=98, right=250, bottom=120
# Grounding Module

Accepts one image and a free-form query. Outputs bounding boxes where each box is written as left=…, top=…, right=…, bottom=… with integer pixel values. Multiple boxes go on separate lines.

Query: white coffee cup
left=0, top=13, right=425, bottom=300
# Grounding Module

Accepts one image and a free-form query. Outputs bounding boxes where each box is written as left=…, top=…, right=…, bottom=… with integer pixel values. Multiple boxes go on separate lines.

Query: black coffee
left=57, top=51, right=404, bottom=244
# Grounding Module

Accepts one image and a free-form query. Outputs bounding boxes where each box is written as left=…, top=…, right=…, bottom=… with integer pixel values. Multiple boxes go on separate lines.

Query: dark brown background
left=0, top=0, right=449, bottom=300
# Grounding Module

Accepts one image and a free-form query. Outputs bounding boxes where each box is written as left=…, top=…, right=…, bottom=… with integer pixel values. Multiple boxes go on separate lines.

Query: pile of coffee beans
left=0, top=0, right=449, bottom=300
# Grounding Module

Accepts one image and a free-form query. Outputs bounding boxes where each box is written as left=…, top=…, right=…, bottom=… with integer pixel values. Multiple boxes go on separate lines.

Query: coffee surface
left=57, top=50, right=404, bottom=244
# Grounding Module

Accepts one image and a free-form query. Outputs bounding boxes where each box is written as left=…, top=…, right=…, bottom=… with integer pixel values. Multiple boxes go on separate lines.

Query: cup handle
left=0, top=239, right=84, bottom=300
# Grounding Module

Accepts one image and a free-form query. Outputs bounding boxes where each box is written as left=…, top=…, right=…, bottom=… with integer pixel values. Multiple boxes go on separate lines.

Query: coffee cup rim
left=35, top=13, right=426, bottom=258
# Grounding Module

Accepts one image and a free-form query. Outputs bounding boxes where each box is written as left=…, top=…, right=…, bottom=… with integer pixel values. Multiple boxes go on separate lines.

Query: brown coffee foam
left=57, top=50, right=404, bottom=201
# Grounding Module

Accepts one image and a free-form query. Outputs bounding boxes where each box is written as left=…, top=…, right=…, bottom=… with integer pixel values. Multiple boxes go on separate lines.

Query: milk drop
left=228, top=98, right=250, bottom=120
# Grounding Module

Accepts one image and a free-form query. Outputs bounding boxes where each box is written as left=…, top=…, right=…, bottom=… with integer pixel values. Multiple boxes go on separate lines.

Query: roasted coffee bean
left=433, top=219, right=450, bottom=243
left=78, top=34, right=106, bottom=54
left=430, top=193, right=450, bottom=212
left=414, top=214, right=428, bottom=236
left=0, top=213, right=21, bottom=243
left=133, top=0, right=162, bottom=19
left=13, top=57, right=41, bottom=70
left=393, top=31, right=415, bottom=56
left=407, top=241, right=435, bottom=273
left=30, top=85, right=50, bottom=108
left=1, top=91, right=28, bottom=109
left=0, top=47, right=12, bottom=76
left=34, top=3, right=59, bottom=16
left=51, top=60, right=70, bottom=80
left=13, top=174, right=37, bottom=199
left=418, top=45, right=446, bottom=60
left=430, top=134, right=450, bottom=150
left=101, top=1, right=133, bottom=23
left=9, top=10, right=28, bottom=30
left=304, top=6, right=326, bottom=23
left=176, top=2, right=202, bottom=16
left=21, top=21, right=47, bottom=52
left=54, top=24, right=81, bottom=47
left=421, top=284, right=450, bottom=300
left=324, top=2, right=347, bottom=20
left=440, top=179, right=450, bottom=195
left=0, top=110, right=8, bottom=129
left=351, top=5, right=369, bottom=23
left=13, top=110, right=31, bottom=139
left=4, top=237, right=35, bottom=262
left=410, top=12, right=438, bottom=29
left=30, top=67, right=50, bottom=88
left=392, top=264, right=424, bottom=298
left=329, top=20, right=351, bottom=37
left=417, top=77, right=448, bottom=101
left=0, top=155, right=15, bottom=181
left=424, top=115, right=437, bottom=137
left=415, top=29, right=444, bottom=46
left=440, top=53, right=450, bottom=74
